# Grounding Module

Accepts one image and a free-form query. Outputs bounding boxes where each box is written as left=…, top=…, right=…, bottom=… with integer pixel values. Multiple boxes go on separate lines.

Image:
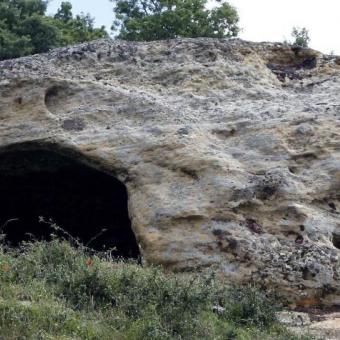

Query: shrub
left=291, top=27, right=310, bottom=48
left=0, top=239, right=306, bottom=339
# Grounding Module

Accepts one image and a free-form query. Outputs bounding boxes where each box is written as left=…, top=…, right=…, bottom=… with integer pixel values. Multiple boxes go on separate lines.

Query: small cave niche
left=45, top=85, right=76, bottom=115
left=44, top=86, right=60, bottom=108
left=0, top=146, right=140, bottom=259
left=332, top=233, right=340, bottom=250
left=302, top=267, right=316, bottom=281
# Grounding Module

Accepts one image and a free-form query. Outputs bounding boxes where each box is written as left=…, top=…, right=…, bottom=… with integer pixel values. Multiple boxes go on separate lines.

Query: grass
left=0, top=239, right=309, bottom=339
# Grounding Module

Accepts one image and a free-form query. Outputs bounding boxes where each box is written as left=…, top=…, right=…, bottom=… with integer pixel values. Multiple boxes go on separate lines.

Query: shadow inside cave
left=0, top=147, right=140, bottom=259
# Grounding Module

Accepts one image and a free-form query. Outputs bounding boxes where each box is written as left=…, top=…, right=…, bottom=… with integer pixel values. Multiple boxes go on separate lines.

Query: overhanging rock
left=0, top=38, right=339, bottom=306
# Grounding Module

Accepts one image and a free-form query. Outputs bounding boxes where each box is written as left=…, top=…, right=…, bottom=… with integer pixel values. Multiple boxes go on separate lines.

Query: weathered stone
left=288, top=312, right=340, bottom=340
left=0, top=38, right=339, bottom=305
left=276, top=311, right=311, bottom=326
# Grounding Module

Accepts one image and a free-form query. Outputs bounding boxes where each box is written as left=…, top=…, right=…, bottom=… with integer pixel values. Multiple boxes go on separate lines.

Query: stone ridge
left=0, top=38, right=339, bottom=306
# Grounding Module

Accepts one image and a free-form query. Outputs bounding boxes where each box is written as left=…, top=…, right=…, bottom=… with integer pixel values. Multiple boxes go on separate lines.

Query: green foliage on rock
left=291, top=27, right=310, bottom=48
left=111, top=0, right=239, bottom=41
left=0, top=238, right=308, bottom=339
left=0, top=0, right=107, bottom=61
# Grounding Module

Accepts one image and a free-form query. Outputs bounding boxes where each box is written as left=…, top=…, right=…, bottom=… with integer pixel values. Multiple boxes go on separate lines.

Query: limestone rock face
left=0, top=38, right=339, bottom=305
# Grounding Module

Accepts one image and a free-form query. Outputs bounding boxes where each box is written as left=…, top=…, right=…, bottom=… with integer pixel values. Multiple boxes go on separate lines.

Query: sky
left=47, top=0, right=340, bottom=54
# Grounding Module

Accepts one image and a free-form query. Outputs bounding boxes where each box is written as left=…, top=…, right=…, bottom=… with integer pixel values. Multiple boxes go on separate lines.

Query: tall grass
left=0, top=239, right=308, bottom=339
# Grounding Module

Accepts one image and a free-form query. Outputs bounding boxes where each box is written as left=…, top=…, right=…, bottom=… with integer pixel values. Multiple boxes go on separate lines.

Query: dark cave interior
left=0, top=148, right=140, bottom=259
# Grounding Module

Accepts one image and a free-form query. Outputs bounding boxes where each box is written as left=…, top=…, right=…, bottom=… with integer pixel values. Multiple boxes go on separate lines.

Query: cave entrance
left=0, top=147, right=140, bottom=259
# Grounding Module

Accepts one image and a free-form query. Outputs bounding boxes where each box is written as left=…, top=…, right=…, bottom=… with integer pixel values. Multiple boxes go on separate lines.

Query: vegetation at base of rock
left=0, top=0, right=107, bottom=61
left=0, top=239, right=308, bottom=339
left=111, top=0, right=239, bottom=41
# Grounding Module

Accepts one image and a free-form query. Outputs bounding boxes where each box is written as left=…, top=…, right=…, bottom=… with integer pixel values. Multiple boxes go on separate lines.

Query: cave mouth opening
left=0, top=147, right=140, bottom=259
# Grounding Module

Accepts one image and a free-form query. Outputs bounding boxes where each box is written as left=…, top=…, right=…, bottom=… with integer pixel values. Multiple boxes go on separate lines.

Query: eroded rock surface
left=0, top=38, right=339, bottom=305
left=280, top=310, right=340, bottom=339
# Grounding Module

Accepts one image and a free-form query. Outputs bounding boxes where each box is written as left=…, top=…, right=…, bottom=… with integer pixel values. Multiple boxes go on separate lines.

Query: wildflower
left=86, top=258, right=94, bottom=267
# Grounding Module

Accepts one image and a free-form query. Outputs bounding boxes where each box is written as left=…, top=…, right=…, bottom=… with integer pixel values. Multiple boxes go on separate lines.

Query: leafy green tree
left=8, top=0, right=48, bottom=17
left=54, top=1, right=73, bottom=22
left=0, top=0, right=107, bottom=61
left=111, top=0, right=239, bottom=41
left=0, top=26, right=32, bottom=60
left=291, top=27, right=310, bottom=48
left=18, top=15, right=61, bottom=53
left=55, top=12, right=107, bottom=45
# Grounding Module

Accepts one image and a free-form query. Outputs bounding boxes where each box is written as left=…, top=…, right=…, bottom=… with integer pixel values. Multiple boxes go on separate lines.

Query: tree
left=18, top=15, right=61, bottom=53
left=0, top=0, right=108, bottom=61
left=291, top=27, right=310, bottom=48
left=0, top=0, right=56, bottom=59
left=0, top=26, right=33, bottom=60
left=111, top=0, right=239, bottom=41
left=54, top=11, right=108, bottom=45
left=54, top=1, right=73, bottom=22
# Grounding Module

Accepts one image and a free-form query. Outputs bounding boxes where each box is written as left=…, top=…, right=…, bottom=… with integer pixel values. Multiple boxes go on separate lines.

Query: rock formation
left=0, top=38, right=339, bottom=306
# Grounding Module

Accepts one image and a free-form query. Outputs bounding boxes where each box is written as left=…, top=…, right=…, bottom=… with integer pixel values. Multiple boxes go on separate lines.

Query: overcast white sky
left=47, top=0, right=340, bottom=54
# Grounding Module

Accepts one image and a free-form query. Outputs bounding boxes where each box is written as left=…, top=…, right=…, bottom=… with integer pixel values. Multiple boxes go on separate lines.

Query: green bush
left=0, top=0, right=107, bottom=61
left=291, top=27, right=310, bottom=48
left=0, top=239, right=307, bottom=339
left=222, top=286, right=277, bottom=328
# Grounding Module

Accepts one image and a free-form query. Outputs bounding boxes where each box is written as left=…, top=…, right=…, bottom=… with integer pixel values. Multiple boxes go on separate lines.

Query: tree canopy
left=111, top=0, right=239, bottom=41
left=0, top=0, right=108, bottom=60
left=0, top=0, right=240, bottom=60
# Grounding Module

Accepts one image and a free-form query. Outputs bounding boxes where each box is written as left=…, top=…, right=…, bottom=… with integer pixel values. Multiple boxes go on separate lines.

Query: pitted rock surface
left=0, top=38, right=339, bottom=305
